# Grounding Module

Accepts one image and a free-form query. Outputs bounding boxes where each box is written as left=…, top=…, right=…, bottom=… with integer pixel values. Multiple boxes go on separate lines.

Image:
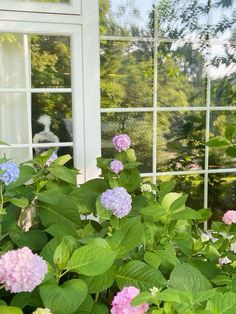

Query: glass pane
left=0, top=93, right=28, bottom=144
left=157, top=111, right=206, bottom=172
left=31, top=35, right=71, bottom=88
left=157, top=42, right=207, bottom=107
left=156, top=0, right=209, bottom=39
left=208, top=173, right=236, bottom=220
left=0, top=148, right=30, bottom=164
left=209, top=111, right=236, bottom=170
left=101, top=112, right=153, bottom=172
left=22, top=0, right=70, bottom=3
left=100, top=40, right=153, bottom=108
left=32, top=93, right=72, bottom=146
left=157, top=174, right=204, bottom=209
left=100, top=0, right=154, bottom=37
left=0, top=34, right=26, bottom=88
left=210, top=44, right=236, bottom=106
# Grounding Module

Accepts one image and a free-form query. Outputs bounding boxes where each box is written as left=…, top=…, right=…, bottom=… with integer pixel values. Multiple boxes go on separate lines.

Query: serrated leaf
left=40, top=279, right=87, bottom=314
left=8, top=197, right=28, bottom=208
left=67, top=244, right=116, bottom=276
left=208, top=292, right=236, bottom=314
left=48, top=165, right=76, bottom=185
left=169, top=263, right=212, bottom=292
left=75, top=295, right=109, bottom=314
left=144, top=251, right=161, bottom=268
left=116, top=260, right=166, bottom=291
left=131, top=292, right=151, bottom=306
left=170, top=207, right=201, bottom=220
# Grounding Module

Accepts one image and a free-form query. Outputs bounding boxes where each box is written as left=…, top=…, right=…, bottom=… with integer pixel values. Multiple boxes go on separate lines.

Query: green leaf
left=0, top=140, right=10, bottom=146
left=8, top=197, right=29, bottom=208
left=169, top=263, right=212, bottom=292
left=124, top=161, right=142, bottom=169
left=225, top=125, right=236, bottom=141
left=116, top=260, right=166, bottom=291
left=226, top=145, right=236, bottom=157
left=96, top=197, right=112, bottom=220
left=193, top=289, right=216, bottom=304
left=169, top=194, right=188, bottom=211
left=81, top=265, right=117, bottom=293
left=140, top=203, right=165, bottom=220
left=108, top=217, right=143, bottom=256
left=6, top=165, right=35, bottom=190
left=126, top=148, right=136, bottom=162
left=144, top=251, right=161, bottom=268
left=53, top=238, right=71, bottom=270
left=48, top=165, right=76, bottom=185
left=170, top=207, right=202, bottom=220
left=161, top=192, right=185, bottom=212
left=40, top=279, right=87, bottom=314
left=53, top=154, right=72, bottom=166
left=75, top=295, right=109, bottom=314
left=131, top=292, right=151, bottom=306
left=206, top=137, right=229, bottom=148
left=0, top=306, right=23, bottom=314
left=67, top=243, right=116, bottom=276
left=207, top=292, right=236, bottom=314
left=159, top=181, right=176, bottom=201
left=155, top=288, right=181, bottom=303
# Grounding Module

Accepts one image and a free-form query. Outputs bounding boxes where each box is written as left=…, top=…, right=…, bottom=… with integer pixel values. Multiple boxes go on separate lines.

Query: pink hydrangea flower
left=111, top=286, right=149, bottom=314
left=112, top=134, right=131, bottom=152
left=110, top=160, right=124, bottom=174
left=0, top=247, right=48, bottom=293
left=222, top=210, right=236, bottom=225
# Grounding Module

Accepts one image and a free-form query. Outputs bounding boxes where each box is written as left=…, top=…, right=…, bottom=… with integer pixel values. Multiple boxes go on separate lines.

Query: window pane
left=157, top=174, right=204, bottom=209
left=31, top=35, right=71, bottom=88
left=0, top=34, right=26, bottom=88
left=157, top=111, right=206, bottom=172
left=209, top=111, right=236, bottom=170
left=208, top=173, right=236, bottom=220
left=101, top=112, right=153, bottom=172
left=100, top=0, right=154, bottom=37
left=32, top=93, right=72, bottom=145
left=210, top=44, right=236, bottom=107
left=157, top=42, right=206, bottom=107
left=100, top=40, right=153, bottom=108
left=0, top=148, right=30, bottom=164
left=0, top=93, right=28, bottom=144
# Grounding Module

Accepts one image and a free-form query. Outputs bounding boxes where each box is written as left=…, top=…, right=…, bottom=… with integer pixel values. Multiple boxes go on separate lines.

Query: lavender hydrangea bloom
left=45, top=151, right=57, bottom=167
left=110, top=160, right=124, bottom=174
left=0, top=161, right=20, bottom=185
left=101, top=187, right=132, bottom=218
left=112, top=134, right=131, bottom=152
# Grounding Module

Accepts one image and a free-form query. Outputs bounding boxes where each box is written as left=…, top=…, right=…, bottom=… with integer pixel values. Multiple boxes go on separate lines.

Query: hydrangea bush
left=0, top=135, right=236, bottom=313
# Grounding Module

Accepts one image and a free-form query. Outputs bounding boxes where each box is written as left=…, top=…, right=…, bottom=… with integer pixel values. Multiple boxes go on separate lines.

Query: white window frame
left=0, top=0, right=81, bottom=15
left=0, top=0, right=101, bottom=182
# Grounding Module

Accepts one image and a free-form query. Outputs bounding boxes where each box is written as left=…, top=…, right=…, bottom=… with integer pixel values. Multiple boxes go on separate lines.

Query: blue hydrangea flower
left=0, top=161, right=20, bottom=185
left=100, top=187, right=132, bottom=218
left=45, top=152, right=57, bottom=167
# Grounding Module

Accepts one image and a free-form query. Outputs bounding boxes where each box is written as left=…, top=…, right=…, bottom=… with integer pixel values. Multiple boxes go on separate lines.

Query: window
left=99, top=0, right=236, bottom=214
left=0, top=0, right=101, bottom=182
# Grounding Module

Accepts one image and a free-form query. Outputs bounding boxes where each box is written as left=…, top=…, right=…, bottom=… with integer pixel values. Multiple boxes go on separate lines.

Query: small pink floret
left=111, top=286, right=149, bottom=314
left=0, top=247, right=48, bottom=293
left=222, top=210, right=236, bottom=225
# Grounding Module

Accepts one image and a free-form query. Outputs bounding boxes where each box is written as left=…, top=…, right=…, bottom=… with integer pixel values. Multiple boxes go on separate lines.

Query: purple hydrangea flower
left=100, top=187, right=132, bottom=218
left=0, top=247, right=48, bottom=293
left=110, top=160, right=124, bottom=174
left=0, top=161, right=20, bottom=185
left=112, top=134, right=131, bottom=152
left=45, top=151, right=57, bottom=167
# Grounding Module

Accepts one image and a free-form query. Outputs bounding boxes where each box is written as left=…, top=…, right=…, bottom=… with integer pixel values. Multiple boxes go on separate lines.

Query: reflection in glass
left=157, top=111, right=206, bottom=172
left=31, top=35, right=71, bottom=88
left=22, top=0, right=70, bottom=3
left=157, top=174, right=204, bottom=209
left=208, top=173, right=236, bottom=220
left=100, top=0, right=154, bottom=37
left=0, top=34, right=26, bottom=88
left=210, top=44, right=236, bottom=106
left=0, top=93, right=28, bottom=144
left=0, top=148, right=30, bottom=164
left=157, top=42, right=206, bottom=107
left=209, top=111, right=236, bottom=170
left=101, top=112, right=153, bottom=172
left=32, top=93, right=72, bottom=147
left=100, top=40, right=153, bottom=108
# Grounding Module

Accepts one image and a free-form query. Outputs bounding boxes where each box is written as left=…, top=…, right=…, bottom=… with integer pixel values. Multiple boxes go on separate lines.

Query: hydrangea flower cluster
left=141, top=183, right=152, bottom=193
left=45, top=151, right=57, bottom=167
left=110, top=160, right=124, bottom=174
left=112, top=134, right=131, bottom=152
left=0, top=247, right=48, bottom=293
left=33, top=309, right=52, bottom=314
left=0, top=161, right=19, bottom=185
left=222, top=210, right=236, bottom=225
left=218, top=256, right=232, bottom=265
left=111, top=286, right=149, bottom=314
left=101, top=187, right=132, bottom=218
left=231, top=242, right=236, bottom=253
